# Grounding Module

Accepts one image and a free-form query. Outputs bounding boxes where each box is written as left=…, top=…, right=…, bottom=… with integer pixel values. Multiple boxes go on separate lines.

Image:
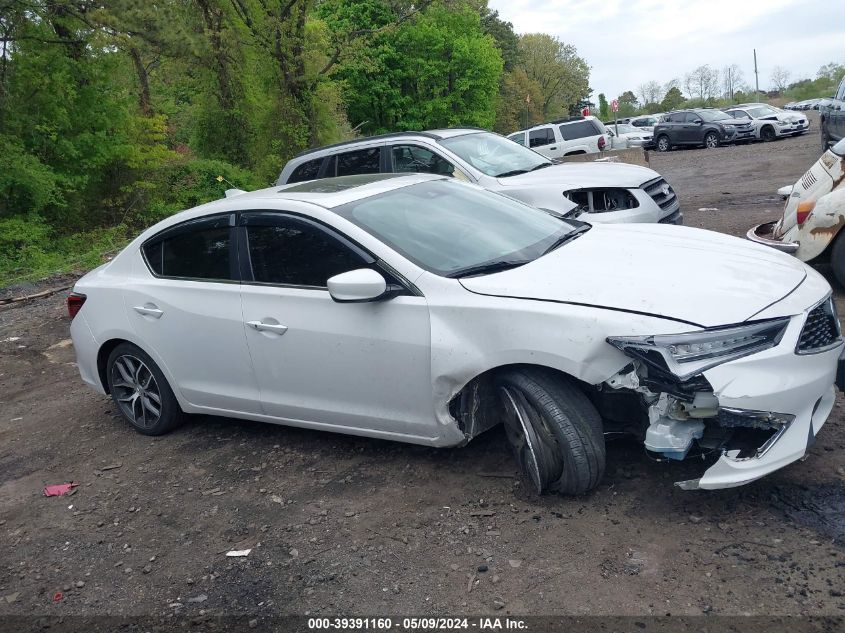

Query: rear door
left=125, top=214, right=261, bottom=414
left=237, top=211, right=435, bottom=439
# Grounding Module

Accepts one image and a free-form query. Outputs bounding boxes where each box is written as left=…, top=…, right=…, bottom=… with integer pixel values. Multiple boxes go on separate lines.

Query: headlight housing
left=607, top=318, right=791, bottom=381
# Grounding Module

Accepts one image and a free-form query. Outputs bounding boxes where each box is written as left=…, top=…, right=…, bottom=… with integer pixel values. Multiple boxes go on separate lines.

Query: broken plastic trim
left=563, top=188, right=639, bottom=215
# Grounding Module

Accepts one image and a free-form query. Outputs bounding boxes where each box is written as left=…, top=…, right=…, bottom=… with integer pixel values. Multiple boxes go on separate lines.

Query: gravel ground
left=2, top=116, right=845, bottom=624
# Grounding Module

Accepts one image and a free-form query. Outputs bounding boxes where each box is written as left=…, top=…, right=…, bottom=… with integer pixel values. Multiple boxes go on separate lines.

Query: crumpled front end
left=603, top=288, right=843, bottom=490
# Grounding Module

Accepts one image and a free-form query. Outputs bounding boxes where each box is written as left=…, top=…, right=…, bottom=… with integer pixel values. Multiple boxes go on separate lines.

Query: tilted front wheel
left=107, top=343, right=183, bottom=435
left=496, top=368, right=605, bottom=495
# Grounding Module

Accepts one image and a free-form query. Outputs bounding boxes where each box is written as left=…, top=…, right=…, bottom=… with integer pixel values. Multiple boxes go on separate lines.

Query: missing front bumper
left=746, top=221, right=799, bottom=253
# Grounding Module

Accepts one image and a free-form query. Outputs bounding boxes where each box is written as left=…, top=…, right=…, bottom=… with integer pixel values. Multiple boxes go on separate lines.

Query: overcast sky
left=488, top=0, right=845, bottom=102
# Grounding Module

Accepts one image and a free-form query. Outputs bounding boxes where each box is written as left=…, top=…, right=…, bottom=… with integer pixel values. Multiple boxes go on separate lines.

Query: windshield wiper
left=542, top=225, right=591, bottom=255
left=447, top=260, right=530, bottom=279
left=495, top=169, right=528, bottom=178
left=530, top=162, right=553, bottom=171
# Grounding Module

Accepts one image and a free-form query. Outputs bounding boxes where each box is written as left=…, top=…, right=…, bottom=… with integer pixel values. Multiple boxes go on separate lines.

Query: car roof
left=222, top=173, right=446, bottom=210
left=292, top=128, right=486, bottom=158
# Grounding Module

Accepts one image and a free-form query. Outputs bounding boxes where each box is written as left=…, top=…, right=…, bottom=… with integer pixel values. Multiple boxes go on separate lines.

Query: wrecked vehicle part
left=602, top=293, right=843, bottom=488
left=563, top=188, right=640, bottom=217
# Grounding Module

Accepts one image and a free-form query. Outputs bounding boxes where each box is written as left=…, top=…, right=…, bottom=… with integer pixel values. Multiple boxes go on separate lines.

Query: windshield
left=334, top=180, right=578, bottom=277
left=438, top=132, right=552, bottom=178
left=747, top=105, right=779, bottom=118
left=698, top=110, right=732, bottom=122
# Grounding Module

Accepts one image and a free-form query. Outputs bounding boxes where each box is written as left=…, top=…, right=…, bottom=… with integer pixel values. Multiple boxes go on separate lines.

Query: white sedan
left=69, top=174, right=844, bottom=494
left=607, top=123, right=654, bottom=149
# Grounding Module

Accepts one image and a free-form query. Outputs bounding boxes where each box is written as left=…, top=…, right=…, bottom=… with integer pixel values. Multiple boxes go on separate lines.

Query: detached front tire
left=496, top=368, right=605, bottom=495
left=106, top=343, right=183, bottom=436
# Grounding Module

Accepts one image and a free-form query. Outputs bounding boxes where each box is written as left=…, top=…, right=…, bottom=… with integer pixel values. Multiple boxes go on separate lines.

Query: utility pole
left=727, top=66, right=733, bottom=101
left=753, top=49, right=760, bottom=101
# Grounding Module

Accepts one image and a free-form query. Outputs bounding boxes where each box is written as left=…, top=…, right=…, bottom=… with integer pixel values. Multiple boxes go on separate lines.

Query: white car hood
left=459, top=224, right=808, bottom=328
left=496, top=162, right=658, bottom=189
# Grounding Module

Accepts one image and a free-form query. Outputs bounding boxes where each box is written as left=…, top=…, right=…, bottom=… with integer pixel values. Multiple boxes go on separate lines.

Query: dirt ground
left=2, top=115, right=845, bottom=624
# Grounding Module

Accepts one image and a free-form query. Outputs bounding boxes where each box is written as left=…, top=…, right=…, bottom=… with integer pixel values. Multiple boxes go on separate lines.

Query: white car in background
left=68, top=173, right=844, bottom=494
left=724, top=104, right=810, bottom=141
left=607, top=123, right=653, bottom=149
left=508, top=116, right=610, bottom=157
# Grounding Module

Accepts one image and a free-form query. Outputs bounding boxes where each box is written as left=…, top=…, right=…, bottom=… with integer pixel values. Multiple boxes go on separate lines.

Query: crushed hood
left=496, top=162, right=658, bottom=189
left=460, top=224, right=808, bottom=328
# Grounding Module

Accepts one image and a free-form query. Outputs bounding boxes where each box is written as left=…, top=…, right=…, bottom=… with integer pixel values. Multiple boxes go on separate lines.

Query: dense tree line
left=0, top=0, right=591, bottom=283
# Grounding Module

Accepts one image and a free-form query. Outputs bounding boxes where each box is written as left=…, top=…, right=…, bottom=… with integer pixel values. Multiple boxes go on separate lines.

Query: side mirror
left=693, top=119, right=703, bottom=125
left=327, top=268, right=388, bottom=303
left=832, top=137, right=845, bottom=157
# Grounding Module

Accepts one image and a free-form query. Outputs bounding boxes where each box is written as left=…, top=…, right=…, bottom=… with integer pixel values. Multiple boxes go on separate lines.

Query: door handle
left=246, top=320, right=288, bottom=335
left=133, top=305, right=163, bottom=318
left=549, top=146, right=557, bottom=150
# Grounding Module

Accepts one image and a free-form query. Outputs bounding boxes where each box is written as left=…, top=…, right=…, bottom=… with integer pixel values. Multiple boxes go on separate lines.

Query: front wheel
left=821, top=125, right=832, bottom=153
left=656, top=135, right=671, bottom=152
left=761, top=126, right=776, bottom=142
left=106, top=343, right=183, bottom=435
left=704, top=132, right=719, bottom=149
left=496, top=368, right=605, bottom=495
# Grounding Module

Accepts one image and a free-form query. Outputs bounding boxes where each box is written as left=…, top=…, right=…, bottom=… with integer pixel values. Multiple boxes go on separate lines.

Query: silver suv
left=277, top=129, right=681, bottom=225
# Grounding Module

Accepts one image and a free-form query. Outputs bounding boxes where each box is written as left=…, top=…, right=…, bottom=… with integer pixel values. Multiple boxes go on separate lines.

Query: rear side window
left=558, top=120, right=598, bottom=140
left=243, top=215, right=367, bottom=287
left=334, top=148, right=381, bottom=177
left=529, top=127, right=555, bottom=148
left=667, top=113, right=686, bottom=123
left=288, top=158, right=324, bottom=184
left=837, top=79, right=845, bottom=101
left=143, top=216, right=233, bottom=281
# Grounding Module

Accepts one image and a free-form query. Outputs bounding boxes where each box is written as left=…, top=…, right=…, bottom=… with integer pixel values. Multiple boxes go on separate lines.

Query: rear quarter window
left=287, top=158, right=324, bottom=184
left=558, top=120, right=598, bottom=140
left=142, top=215, right=233, bottom=281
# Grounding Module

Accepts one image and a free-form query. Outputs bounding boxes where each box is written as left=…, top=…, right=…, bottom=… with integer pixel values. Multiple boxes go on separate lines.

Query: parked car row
left=785, top=98, right=823, bottom=110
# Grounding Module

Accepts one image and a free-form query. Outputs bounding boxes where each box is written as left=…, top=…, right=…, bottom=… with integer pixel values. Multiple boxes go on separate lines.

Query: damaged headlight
left=607, top=318, right=790, bottom=381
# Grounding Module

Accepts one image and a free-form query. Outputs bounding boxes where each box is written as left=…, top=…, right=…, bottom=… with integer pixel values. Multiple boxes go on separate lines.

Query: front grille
left=642, top=177, right=678, bottom=211
left=797, top=297, right=841, bottom=353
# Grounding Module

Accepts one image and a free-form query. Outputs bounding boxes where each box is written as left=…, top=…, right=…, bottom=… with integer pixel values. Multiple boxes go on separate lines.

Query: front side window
left=243, top=215, right=366, bottom=287
left=334, top=148, right=381, bottom=177
left=392, top=145, right=456, bottom=177
left=143, top=216, right=232, bottom=281
left=334, top=180, right=578, bottom=277
left=438, top=132, right=551, bottom=177
left=698, top=110, right=732, bottom=122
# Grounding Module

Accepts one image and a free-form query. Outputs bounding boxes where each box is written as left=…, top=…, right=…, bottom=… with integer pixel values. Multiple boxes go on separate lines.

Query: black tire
left=761, top=126, right=776, bottom=142
left=106, top=342, right=183, bottom=436
left=656, top=135, right=671, bottom=152
left=703, top=132, right=719, bottom=149
left=495, top=368, right=605, bottom=495
left=821, top=125, right=831, bottom=153
left=830, top=232, right=845, bottom=289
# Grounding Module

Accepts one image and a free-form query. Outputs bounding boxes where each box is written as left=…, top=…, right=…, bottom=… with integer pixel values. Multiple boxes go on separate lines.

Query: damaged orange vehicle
left=748, top=138, right=845, bottom=284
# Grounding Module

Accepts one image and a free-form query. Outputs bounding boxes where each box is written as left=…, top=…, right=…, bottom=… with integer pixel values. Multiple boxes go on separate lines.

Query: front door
left=237, top=212, right=436, bottom=442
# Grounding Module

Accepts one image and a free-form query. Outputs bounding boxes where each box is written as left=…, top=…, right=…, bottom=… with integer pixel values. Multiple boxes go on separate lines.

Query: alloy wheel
left=110, top=354, right=162, bottom=429
left=705, top=133, right=718, bottom=148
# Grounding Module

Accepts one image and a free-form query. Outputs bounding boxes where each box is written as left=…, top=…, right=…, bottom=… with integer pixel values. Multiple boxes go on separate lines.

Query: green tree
left=518, top=33, right=590, bottom=120
left=660, top=86, right=686, bottom=111
left=598, top=93, right=609, bottom=120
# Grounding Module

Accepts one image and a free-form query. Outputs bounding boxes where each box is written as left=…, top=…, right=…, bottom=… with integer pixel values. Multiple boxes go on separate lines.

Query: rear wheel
left=761, top=126, right=776, bottom=142
left=704, top=132, right=719, bottom=149
left=656, top=135, right=671, bottom=152
left=496, top=368, right=605, bottom=495
left=106, top=343, right=183, bottom=435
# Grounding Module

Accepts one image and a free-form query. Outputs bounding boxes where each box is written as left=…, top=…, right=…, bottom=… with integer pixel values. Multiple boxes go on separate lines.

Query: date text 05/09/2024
left=307, top=617, right=528, bottom=630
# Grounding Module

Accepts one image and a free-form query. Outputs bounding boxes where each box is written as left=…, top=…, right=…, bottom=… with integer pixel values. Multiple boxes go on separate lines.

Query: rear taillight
left=796, top=200, right=816, bottom=226
left=598, top=136, right=606, bottom=150
left=67, top=293, right=86, bottom=320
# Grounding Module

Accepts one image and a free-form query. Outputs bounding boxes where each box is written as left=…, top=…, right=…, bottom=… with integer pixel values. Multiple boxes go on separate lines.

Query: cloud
left=489, top=0, right=845, bottom=100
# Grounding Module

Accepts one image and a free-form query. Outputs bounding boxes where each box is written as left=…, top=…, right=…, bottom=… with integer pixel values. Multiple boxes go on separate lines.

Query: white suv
left=508, top=116, right=612, bottom=158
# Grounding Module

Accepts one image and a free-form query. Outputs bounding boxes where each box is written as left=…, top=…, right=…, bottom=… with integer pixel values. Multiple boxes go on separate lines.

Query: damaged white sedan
left=69, top=174, right=844, bottom=494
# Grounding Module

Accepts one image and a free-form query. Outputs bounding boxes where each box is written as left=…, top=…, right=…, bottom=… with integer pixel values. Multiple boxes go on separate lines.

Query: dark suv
left=820, top=76, right=845, bottom=151
left=653, top=109, right=754, bottom=151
